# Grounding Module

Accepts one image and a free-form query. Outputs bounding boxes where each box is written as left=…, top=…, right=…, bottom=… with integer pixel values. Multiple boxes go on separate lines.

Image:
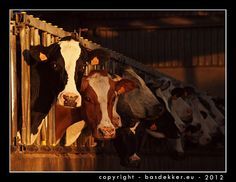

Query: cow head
left=170, top=87, right=193, bottom=124
left=80, top=70, right=137, bottom=140
left=118, top=67, right=164, bottom=119
left=28, top=36, right=110, bottom=109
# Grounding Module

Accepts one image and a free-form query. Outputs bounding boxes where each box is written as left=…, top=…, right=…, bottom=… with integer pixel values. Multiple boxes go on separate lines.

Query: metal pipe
left=10, top=25, right=18, bottom=145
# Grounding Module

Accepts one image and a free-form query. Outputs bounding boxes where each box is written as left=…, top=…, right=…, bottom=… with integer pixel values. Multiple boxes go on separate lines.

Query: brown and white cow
left=54, top=70, right=137, bottom=145
left=80, top=70, right=137, bottom=139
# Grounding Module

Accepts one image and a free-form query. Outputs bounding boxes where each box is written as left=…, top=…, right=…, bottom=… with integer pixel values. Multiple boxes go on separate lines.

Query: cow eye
left=51, top=62, right=59, bottom=71
left=84, top=95, right=91, bottom=102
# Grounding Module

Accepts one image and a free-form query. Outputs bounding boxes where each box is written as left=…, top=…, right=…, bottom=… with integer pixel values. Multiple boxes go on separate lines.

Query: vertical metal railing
left=19, top=20, right=31, bottom=145
left=10, top=20, right=18, bottom=146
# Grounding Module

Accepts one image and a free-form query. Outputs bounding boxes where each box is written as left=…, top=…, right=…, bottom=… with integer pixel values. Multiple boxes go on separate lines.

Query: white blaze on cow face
left=200, top=94, right=225, bottom=126
left=156, top=87, right=186, bottom=133
left=88, top=73, right=115, bottom=135
left=187, top=97, right=215, bottom=145
left=171, top=97, right=192, bottom=122
left=57, top=40, right=82, bottom=107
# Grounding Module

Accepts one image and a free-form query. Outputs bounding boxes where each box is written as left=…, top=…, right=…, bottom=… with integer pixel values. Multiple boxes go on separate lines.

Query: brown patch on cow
left=55, top=104, right=82, bottom=142
left=80, top=83, right=102, bottom=137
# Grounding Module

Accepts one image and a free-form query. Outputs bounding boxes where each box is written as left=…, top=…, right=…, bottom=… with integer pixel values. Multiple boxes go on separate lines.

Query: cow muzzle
left=97, top=126, right=116, bottom=140
left=57, top=92, right=82, bottom=108
left=146, top=104, right=164, bottom=119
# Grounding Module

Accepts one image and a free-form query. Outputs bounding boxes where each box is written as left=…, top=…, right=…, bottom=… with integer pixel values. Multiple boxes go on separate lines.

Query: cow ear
left=115, top=79, right=137, bottom=95
left=87, top=49, right=110, bottom=66
left=90, top=56, right=100, bottom=65
left=29, top=45, right=49, bottom=62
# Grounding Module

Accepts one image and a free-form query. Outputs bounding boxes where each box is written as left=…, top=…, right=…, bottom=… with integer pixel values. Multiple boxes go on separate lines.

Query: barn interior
left=10, top=10, right=225, bottom=172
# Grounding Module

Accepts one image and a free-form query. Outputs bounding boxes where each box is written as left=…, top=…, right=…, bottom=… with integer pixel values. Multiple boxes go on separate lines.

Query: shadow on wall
left=156, top=66, right=225, bottom=98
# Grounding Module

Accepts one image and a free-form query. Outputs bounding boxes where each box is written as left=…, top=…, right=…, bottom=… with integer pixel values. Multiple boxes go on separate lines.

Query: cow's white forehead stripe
left=88, top=74, right=111, bottom=126
left=59, top=40, right=81, bottom=94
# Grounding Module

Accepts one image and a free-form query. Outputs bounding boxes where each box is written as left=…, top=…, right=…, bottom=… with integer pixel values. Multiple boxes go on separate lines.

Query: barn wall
left=156, top=67, right=225, bottom=97
left=89, top=26, right=225, bottom=97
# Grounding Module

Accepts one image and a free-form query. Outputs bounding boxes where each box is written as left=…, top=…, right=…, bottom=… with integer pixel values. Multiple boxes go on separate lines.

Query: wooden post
left=10, top=21, right=18, bottom=145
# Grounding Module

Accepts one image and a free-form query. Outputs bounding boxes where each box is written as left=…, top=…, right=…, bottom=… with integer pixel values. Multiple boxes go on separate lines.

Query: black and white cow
left=23, top=36, right=110, bottom=144
left=182, top=86, right=225, bottom=146
left=111, top=67, right=164, bottom=167
left=150, top=78, right=193, bottom=133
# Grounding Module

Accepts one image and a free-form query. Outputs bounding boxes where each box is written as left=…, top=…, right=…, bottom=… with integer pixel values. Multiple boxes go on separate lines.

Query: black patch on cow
left=112, top=127, right=137, bottom=164
left=184, top=86, right=196, bottom=96
left=200, top=110, right=208, bottom=119
left=60, top=36, right=75, bottom=41
left=88, top=48, right=110, bottom=68
left=75, top=44, right=89, bottom=91
left=160, top=80, right=171, bottom=91
left=185, top=123, right=201, bottom=133
left=198, top=96, right=216, bottom=118
left=25, top=42, right=69, bottom=134
left=171, top=87, right=185, bottom=98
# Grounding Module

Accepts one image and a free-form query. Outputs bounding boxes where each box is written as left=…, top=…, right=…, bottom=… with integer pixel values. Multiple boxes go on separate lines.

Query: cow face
left=28, top=37, right=89, bottom=108
left=199, top=94, right=225, bottom=126
left=118, top=67, right=163, bottom=119
left=170, top=87, right=193, bottom=124
left=80, top=70, right=136, bottom=140
left=28, top=37, right=109, bottom=109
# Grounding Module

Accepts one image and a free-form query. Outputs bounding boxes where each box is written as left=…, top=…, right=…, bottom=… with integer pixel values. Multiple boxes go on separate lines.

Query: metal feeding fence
left=10, top=12, right=171, bottom=151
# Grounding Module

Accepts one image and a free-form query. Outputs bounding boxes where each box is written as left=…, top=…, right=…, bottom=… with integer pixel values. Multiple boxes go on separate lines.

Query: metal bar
left=41, top=32, right=48, bottom=145
left=45, top=33, right=56, bottom=146
left=79, top=37, right=177, bottom=80
left=10, top=22, right=18, bottom=145
left=50, top=36, right=56, bottom=146
left=20, top=26, right=27, bottom=145
left=41, top=118, right=47, bottom=145
left=33, top=28, right=41, bottom=46
left=25, top=26, right=31, bottom=145
left=46, top=33, right=51, bottom=46
left=21, top=14, right=71, bottom=37
left=32, top=28, right=41, bottom=145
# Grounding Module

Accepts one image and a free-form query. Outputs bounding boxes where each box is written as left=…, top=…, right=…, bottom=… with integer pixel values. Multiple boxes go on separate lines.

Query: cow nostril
left=63, top=95, right=69, bottom=100
left=98, top=127, right=115, bottom=137
left=73, top=95, right=79, bottom=100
